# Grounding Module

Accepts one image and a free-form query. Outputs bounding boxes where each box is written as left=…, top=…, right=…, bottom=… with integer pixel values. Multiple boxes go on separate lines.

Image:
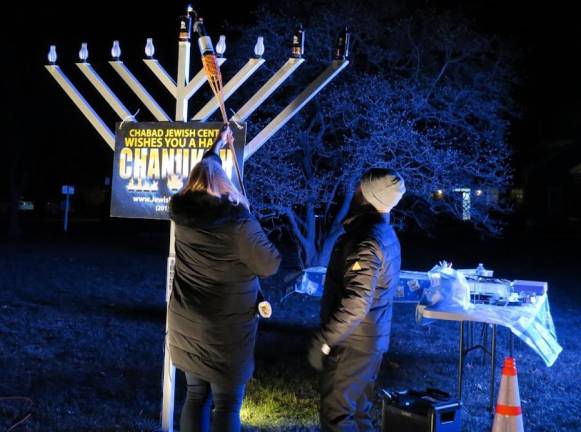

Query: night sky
left=2, top=0, right=580, bottom=205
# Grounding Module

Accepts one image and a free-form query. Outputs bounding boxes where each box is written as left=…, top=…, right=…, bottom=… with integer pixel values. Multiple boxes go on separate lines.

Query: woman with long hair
left=168, top=127, right=281, bottom=432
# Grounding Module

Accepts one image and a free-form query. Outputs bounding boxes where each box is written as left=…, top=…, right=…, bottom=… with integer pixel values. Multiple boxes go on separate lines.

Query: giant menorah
left=46, top=7, right=348, bottom=431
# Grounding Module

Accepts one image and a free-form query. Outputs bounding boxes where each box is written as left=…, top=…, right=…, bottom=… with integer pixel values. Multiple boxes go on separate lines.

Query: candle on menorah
left=216, top=35, right=226, bottom=58
left=75, top=41, right=134, bottom=122
left=78, top=43, right=88, bottom=62
left=145, top=38, right=155, bottom=58
left=47, top=45, right=57, bottom=64
left=111, top=40, right=121, bottom=59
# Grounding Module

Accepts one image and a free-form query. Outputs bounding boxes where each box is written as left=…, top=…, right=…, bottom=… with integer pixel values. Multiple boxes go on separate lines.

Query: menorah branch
left=109, top=61, right=171, bottom=121
left=234, top=57, right=305, bottom=123
left=45, top=65, right=115, bottom=149
left=143, top=59, right=177, bottom=97
left=192, top=58, right=265, bottom=121
left=244, top=59, right=349, bottom=161
left=76, top=62, right=134, bottom=120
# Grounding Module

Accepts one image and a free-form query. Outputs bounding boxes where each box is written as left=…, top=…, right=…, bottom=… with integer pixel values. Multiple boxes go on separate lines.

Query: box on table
left=512, top=280, right=547, bottom=296
left=396, top=271, right=432, bottom=303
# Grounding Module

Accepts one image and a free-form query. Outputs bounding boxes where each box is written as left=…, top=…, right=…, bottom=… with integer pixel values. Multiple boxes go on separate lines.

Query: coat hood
left=169, top=191, right=250, bottom=228
left=343, top=205, right=389, bottom=232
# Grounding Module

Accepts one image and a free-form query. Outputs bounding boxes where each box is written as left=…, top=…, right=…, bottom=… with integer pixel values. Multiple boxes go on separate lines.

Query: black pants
left=320, top=345, right=383, bottom=432
left=180, top=372, right=246, bottom=432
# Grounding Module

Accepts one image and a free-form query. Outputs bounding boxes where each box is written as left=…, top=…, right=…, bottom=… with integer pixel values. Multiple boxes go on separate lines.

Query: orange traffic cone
left=492, top=357, right=524, bottom=432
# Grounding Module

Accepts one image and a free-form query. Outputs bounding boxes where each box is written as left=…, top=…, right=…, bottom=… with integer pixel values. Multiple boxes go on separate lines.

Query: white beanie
left=360, top=168, right=406, bottom=213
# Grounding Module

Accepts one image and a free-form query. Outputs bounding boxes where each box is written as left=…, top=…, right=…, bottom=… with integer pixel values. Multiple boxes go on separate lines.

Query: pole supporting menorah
left=46, top=15, right=348, bottom=432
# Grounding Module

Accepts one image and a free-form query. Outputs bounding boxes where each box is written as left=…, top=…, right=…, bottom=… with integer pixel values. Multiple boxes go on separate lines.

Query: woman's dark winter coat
left=168, top=191, right=281, bottom=386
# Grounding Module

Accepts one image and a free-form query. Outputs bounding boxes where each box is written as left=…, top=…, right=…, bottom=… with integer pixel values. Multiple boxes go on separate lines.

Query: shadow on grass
left=105, top=303, right=166, bottom=324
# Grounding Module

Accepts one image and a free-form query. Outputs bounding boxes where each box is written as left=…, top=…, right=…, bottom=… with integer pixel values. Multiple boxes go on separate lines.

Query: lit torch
left=193, top=12, right=246, bottom=196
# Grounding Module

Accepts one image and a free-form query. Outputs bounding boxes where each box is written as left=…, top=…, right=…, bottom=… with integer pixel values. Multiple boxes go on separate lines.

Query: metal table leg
left=489, top=324, right=497, bottom=412
left=469, top=321, right=474, bottom=348
left=458, top=321, right=464, bottom=401
left=482, top=324, right=488, bottom=365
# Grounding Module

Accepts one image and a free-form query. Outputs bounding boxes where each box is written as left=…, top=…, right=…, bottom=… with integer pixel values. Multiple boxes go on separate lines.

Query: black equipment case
left=381, top=388, right=461, bottom=432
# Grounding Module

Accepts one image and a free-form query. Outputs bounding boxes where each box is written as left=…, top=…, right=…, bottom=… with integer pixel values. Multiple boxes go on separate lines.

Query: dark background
left=1, top=0, right=580, bottom=236
left=1, top=3, right=579, bottom=430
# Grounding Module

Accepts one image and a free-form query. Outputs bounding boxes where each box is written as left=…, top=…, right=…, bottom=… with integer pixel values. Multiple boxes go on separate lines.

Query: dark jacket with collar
left=167, top=190, right=281, bottom=386
left=320, top=206, right=401, bottom=353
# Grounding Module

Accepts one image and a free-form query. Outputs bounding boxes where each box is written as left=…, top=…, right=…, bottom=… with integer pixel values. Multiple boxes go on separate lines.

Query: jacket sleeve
left=238, top=217, right=282, bottom=277
left=320, top=239, right=383, bottom=347
left=202, top=150, right=222, bottom=164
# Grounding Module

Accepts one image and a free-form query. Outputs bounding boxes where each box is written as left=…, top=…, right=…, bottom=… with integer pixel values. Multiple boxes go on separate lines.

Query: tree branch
left=284, top=207, right=308, bottom=249
left=423, top=54, right=467, bottom=103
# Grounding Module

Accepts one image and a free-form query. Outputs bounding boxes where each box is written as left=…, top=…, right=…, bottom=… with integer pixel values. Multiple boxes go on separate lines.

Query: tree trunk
left=285, top=206, right=318, bottom=268
left=302, top=238, right=317, bottom=268
left=286, top=191, right=355, bottom=268
left=302, top=192, right=353, bottom=267
left=313, top=230, right=342, bottom=267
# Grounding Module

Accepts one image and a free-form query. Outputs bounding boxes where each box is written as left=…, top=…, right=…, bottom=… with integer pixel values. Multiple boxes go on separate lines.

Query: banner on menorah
left=110, top=121, right=246, bottom=220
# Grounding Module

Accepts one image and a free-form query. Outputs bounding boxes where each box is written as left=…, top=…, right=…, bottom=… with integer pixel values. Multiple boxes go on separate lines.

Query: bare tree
left=228, top=1, right=518, bottom=267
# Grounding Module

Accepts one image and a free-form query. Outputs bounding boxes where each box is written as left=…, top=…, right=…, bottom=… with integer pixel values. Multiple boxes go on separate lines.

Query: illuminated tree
left=229, top=1, right=518, bottom=266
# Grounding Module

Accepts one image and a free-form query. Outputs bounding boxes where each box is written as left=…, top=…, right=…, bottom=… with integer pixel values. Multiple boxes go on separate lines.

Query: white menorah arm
left=45, top=65, right=115, bottom=150
left=244, top=59, right=349, bottom=161
left=183, top=58, right=227, bottom=101
left=234, top=57, right=305, bottom=122
left=143, top=59, right=177, bottom=97
left=76, top=63, right=134, bottom=121
left=109, top=61, right=171, bottom=121
left=192, top=57, right=265, bottom=121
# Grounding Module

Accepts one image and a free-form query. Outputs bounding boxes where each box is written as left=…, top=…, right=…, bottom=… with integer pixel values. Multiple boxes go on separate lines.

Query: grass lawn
left=1, top=225, right=579, bottom=431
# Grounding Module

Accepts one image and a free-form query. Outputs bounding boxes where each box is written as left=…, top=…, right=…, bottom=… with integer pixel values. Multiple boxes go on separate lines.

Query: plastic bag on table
left=419, top=262, right=473, bottom=310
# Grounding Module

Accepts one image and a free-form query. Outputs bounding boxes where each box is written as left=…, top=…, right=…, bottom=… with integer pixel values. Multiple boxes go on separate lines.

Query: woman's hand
left=218, top=125, right=234, bottom=150
left=209, top=125, right=233, bottom=155
left=226, top=126, right=234, bottom=145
